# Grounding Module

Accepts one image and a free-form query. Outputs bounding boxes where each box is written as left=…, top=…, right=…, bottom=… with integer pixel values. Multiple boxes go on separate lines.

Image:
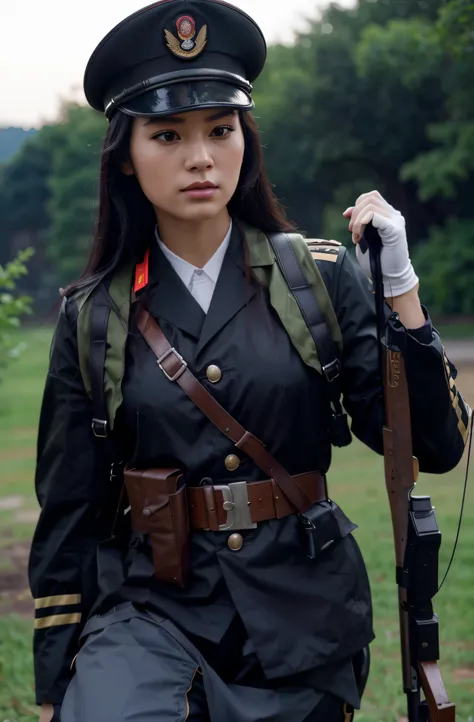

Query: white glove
left=343, top=190, right=419, bottom=298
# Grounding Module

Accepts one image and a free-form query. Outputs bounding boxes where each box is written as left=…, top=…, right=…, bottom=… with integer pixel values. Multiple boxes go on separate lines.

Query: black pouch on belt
left=299, top=500, right=357, bottom=559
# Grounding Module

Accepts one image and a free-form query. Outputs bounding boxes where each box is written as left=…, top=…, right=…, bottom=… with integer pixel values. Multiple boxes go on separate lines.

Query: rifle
left=361, top=223, right=456, bottom=722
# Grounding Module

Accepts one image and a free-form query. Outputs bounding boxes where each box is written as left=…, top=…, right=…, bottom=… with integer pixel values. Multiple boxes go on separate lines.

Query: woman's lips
left=182, top=187, right=218, bottom=199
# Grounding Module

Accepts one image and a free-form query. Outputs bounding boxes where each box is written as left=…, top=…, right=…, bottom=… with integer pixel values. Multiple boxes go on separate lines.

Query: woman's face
left=123, top=108, right=245, bottom=224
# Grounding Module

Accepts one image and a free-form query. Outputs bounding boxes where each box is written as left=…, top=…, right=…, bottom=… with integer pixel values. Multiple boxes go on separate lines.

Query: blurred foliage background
left=1, top=0, right=473, bottom=319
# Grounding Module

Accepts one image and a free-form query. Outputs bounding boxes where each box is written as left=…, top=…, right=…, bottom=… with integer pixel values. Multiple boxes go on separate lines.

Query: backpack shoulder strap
left=89, top=284, right=112, bottom=438
left=266, top=232, right=341, bottom=382
left=267, top=231, right=351, bottom=448
left=76, top=263, right=134, bottom=438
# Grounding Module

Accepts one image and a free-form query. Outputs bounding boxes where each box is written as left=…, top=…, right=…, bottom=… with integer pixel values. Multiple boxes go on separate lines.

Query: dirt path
left=0, top=540, right=33, bottom=616
left=0, top=497, right=37, bottom=616
left=456, top=365, right=474, bottom=406
left=444, top=340, right=474, bottom=366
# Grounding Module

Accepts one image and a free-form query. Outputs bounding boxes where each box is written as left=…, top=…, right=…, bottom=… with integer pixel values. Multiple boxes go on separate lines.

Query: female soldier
left=29, top=1, right=470, bottom=721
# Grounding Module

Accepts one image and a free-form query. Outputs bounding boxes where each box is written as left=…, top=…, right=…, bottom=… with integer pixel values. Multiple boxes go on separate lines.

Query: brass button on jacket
left=228, top=533, right=244, bottom=551
left=206, top=365, right=222, bottom=384
left=224, top=454, right=240, bottom=472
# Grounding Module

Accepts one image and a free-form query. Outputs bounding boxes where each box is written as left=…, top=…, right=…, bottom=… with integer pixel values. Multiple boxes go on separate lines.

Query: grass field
left=0, top=326, right=473, bottom=722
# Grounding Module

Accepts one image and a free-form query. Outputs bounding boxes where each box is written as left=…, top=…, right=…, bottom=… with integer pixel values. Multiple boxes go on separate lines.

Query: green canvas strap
left=76, top=264, right=134, bottom=433
left=266, top=231, right=341, bottom=381
left=264, top=230, right=351, bottom=447
left=246, top=223, right=343, bottom=376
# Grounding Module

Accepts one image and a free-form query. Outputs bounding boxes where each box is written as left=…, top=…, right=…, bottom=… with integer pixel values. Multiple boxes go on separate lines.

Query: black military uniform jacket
left=29, top=225, right=469, bottom=706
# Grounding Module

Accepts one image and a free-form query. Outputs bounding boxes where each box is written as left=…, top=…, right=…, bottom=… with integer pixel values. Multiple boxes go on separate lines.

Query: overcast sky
left=0, top=0, right=354, bottom=128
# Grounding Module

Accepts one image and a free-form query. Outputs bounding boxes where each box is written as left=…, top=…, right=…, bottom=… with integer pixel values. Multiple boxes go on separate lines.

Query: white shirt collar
left=155, top=221, right=232, bottom=289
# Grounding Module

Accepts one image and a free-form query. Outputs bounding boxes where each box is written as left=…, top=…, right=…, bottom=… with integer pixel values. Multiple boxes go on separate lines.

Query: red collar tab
left=134, top=249, right=150, bottom=292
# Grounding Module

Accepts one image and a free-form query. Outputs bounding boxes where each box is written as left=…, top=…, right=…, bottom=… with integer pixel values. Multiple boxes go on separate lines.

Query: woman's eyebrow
left=143, top=109, right=235, bottom=127
left=205, top=109, right=236, bottom=122
left=143, top=116, right=185, bottom=126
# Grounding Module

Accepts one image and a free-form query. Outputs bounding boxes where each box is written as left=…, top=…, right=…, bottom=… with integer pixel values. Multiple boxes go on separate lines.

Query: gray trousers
left=61, top=604, right=353, bottom=722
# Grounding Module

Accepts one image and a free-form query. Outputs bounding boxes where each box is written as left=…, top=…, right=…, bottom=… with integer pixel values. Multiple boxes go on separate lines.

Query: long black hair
left=67, top=110, right=294, bottom=294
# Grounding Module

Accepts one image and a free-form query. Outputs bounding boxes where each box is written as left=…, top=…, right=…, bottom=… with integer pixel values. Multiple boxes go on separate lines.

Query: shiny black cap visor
left=111, top=80, right=253, bottom=119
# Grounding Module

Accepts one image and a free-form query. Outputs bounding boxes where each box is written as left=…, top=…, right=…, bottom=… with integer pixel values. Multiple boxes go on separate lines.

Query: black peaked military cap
left=84, top=0, right=267, bottom=119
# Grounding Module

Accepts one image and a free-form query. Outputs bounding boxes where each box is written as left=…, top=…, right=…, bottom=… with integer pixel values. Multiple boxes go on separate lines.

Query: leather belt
left=188, top=471, right=327, bottom=532
left=137, top=308, right=316, bottom=514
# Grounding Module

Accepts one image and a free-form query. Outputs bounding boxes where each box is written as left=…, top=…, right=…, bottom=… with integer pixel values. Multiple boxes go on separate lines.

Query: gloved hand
left=343, top=190, right=419, bottom=298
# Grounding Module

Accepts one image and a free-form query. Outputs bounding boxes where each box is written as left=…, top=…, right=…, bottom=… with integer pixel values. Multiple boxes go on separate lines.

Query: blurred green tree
left=352, top=0, right=474, bottom=313
left=46, top=103, right=106, bottom=282
left=412, top=219, right=474, bottom=315
left=0, top=248, right=34, bottom=381
left=0, top=103, right=106, bottom=298
left=401, top=0, right=474, bottom=199
left=255, top=0, right=450, bottom=240
left=254, top=0, right=474, bottom=313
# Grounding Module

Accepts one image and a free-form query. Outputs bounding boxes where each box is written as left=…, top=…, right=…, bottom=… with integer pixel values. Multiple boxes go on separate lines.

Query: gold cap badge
left=165, top=15, right=207, bottom=59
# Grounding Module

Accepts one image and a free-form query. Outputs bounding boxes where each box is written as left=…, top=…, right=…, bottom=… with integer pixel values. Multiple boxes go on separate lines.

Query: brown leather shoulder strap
left=136, top=308, right=312, bottom=513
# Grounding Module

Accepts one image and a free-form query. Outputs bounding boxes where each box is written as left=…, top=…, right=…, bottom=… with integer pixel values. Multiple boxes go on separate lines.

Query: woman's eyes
left=152, top=130, right=179, bottom=142
left=151, top=125, right=234, bottom=142
left=210, top=125, right=234, bottom=137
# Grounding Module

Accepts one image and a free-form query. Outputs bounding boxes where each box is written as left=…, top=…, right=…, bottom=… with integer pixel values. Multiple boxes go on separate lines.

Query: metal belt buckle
left=157, top=347, right=188, bottom=382
left=214, top=482, right=257, bottom=531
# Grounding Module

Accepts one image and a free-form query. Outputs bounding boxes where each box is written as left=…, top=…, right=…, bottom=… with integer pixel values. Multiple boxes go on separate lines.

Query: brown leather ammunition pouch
left=124, top=467, right=190, bottom=588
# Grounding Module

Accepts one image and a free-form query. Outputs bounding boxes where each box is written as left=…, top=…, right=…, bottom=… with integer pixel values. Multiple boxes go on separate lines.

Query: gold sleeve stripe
left=459, top=403, right=472, bottom=444
left=35, top=594, right=82, bottom=610
left=35, top=613, right=82, bottom=630
left=459, top=417, right=469, bottom=444
left=443, top=350, right=471, bottom=443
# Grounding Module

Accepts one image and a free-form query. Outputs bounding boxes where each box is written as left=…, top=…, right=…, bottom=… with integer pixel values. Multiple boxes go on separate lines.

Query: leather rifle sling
left=136, top=308, right=313, bottom=514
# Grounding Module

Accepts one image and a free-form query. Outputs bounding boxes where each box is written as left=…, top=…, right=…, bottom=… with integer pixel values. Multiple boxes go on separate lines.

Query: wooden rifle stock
left=362, top=223, right=456, bottom=722
left=383, top=347, right=455, bottom=721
